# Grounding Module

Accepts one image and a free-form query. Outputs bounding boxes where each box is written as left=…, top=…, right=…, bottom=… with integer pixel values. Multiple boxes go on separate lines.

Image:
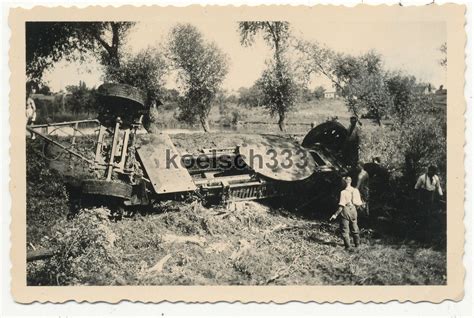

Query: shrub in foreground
left=28, top=208, right=120, bottom=286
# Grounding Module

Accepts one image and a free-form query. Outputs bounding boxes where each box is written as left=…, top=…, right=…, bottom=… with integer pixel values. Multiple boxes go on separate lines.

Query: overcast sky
left=43, top=20, right=446, bottom=93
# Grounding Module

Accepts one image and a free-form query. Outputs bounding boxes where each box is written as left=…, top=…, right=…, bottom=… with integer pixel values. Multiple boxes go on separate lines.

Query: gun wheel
left=82, top=179, right=133, bottom=200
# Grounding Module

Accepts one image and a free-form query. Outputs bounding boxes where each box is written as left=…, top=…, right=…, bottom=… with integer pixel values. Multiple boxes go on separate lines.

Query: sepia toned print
left=10, top=4, right=465, bottom=303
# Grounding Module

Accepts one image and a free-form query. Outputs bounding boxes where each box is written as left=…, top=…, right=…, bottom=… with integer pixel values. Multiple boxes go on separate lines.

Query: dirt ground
left=114, top=202, right=446, bottom=285
left=27, top=198, right=446, bottom=286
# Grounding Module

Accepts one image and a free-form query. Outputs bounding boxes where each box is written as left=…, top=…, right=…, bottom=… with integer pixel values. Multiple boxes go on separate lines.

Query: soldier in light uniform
left=414, top=165, right=443, bottom=214
left=330, top=176, right=364, bottom=250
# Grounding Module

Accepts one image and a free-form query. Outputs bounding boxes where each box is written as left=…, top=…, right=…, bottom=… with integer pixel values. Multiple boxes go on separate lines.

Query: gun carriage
left=27, top=83, right=353, bottom=208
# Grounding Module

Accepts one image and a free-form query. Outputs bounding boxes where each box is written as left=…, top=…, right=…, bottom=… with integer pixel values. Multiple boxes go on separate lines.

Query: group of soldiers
left=329, top=116, right=444, bottom=250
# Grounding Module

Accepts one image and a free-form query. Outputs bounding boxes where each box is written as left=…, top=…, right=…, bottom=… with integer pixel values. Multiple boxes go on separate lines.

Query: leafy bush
left=26, top=141, right=70, bottom=243
left=330, top=51, right=392, bottom=123
left=231, top=110, right=242, bottom=125
left=28, top=208, right=121, bottom=286
left=220, top=109, right=244, bottom=127
left=363, top=116, right=445, bottom=181
left=313, top=86, right=326, bottom=100
left=237, top=85, right=264, bottom=107
left=360, top=125, right=403, bottom=175
left=400, top=115, right=446, bottom=184
left=65, top=81, right=100, bottom=115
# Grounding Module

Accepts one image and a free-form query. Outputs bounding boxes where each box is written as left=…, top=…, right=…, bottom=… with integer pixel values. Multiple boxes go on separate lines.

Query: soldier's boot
left=353, top=234, right=361, bottom=248
left=342, top=236, right=351, bottom=249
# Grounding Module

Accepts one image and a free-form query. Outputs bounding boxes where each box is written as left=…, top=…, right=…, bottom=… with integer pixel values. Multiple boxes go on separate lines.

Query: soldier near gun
left=342, top=116, right=360, bottom=169
left=356, top=162, right=370, bottom=217
left=330, top=176, right=364, bottom=249
left=414, top=165, right=444, bottom=214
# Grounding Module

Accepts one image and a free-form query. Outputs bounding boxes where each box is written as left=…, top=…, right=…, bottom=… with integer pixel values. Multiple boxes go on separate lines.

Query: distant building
left=324, top=91, right=337, bottom=99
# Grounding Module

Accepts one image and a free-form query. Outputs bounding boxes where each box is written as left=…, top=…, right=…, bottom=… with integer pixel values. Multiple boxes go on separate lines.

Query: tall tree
left=167, top=23, right=229, bottom=132
left=26, top=22, right=135, bottom=84
left=296, top=40, right=392, bottom=124
left=104, top=47, right=168, bottom=106
left=294, top=39, right=342, bottom=92
left=239, top=22, right=290, bottom=64
left=256, top=59, right=298, bottom=130
left=331, top=51, right=391, bottom=125
left=239, top=21, right=293, bottom=131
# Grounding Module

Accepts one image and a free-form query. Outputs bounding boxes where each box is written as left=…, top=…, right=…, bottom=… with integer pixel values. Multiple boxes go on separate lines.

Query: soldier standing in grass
left=414, top=165, right=443, bottom=214
left=414, top=165, right=444, bottom=239
left=330, top=176, right=364, bottom=250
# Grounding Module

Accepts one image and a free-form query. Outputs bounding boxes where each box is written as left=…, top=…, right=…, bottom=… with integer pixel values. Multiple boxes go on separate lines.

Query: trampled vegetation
left=26, top=21, right=448, bottom=286
left=27, top=181, right=446, bottom=286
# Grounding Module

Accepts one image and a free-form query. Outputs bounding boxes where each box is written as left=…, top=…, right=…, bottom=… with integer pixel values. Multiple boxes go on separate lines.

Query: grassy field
left=26, top=97, right=447, bottom=286
left=153, top=98, right=352, bottom=134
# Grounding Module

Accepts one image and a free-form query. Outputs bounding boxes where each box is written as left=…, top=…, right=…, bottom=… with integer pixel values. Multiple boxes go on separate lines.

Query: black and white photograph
left=7, top=4, right=466, bottom=304
left=24, top=17, right=450, bottom=286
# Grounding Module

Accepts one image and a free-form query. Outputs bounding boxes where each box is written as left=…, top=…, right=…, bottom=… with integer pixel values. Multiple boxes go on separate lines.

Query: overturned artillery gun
left=27, top=83, right=353, bottom=208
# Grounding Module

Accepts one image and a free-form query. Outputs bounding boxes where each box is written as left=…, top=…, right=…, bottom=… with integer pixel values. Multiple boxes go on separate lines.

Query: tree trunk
left=200, top=116, right=210, bottom=133
left=278, top=112, right=286, bottom=132
left=109, top=23, right=121, bottom=67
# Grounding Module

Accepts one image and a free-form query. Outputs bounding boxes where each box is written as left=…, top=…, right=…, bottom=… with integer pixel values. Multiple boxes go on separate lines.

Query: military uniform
left=414, top=173, right=443, bottom=214
left=356, top=168, right=370, bottom=217
left=335, top=186, right=363, bottom=249
left=342, top=124, right=360, bottom=168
